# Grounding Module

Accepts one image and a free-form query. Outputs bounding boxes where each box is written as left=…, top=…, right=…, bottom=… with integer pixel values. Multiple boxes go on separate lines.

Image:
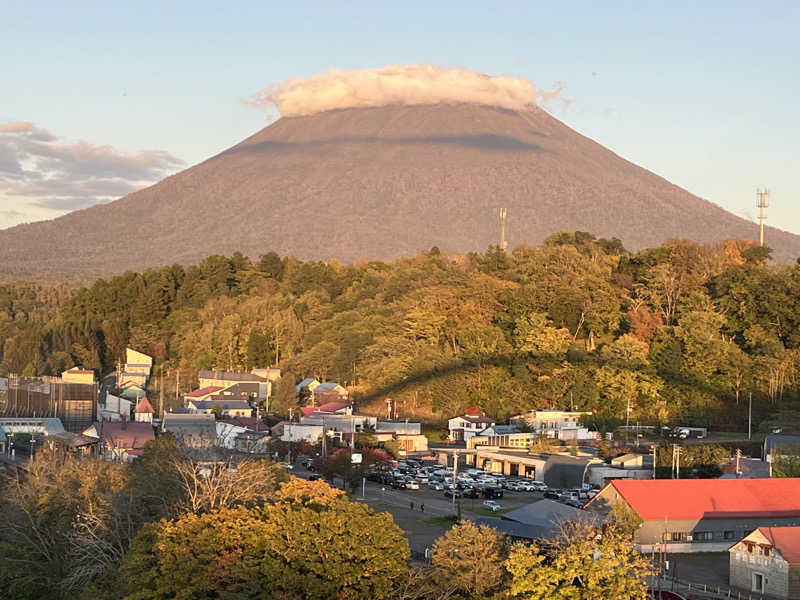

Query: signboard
left=351, top=453, right=362, bottom=464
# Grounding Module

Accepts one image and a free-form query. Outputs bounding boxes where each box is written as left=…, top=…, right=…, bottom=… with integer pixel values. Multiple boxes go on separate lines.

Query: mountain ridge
left=1, top=103, right=797, bottom=276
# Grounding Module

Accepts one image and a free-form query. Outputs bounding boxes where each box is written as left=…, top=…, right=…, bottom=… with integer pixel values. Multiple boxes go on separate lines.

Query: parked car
left=428, top=481, right=444, bottom=491
left=391, top=479, right=407, bottom=490
left=530, top=481, right=548, bottom=491
left=483, top=500, right=502, bottom=512
left=307, top=473, right=322, bottom=481
left=483, top=487, right=504, bottom=499
left=463, top=488, right=481, bottom=499
left=543, top=491, right=560, bottom=500
left=444, top=489, right=463, bottom=499
left=406, top=480, right=420, bottom=490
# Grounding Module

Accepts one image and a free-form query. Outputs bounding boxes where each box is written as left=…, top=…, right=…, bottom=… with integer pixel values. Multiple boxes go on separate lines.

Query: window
left=763, top=546, right=770, bottom=557
left=694, top=531, right=713, bottom=541
left=724, top=531, right=736, bottom=540
left=666, top=532, right=687, bottom=542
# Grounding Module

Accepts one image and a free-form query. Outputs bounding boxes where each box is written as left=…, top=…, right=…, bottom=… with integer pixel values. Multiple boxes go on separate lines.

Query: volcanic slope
left=2, top=103, right=798, bottom=276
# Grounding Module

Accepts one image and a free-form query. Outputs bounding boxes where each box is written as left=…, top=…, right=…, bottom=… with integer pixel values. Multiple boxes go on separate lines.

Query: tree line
left=2, top=233, right=800, bottom=431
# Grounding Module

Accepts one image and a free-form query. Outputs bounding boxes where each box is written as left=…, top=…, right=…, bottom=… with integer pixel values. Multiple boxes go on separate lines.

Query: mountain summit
left=1, top=103, right=797, bottom=276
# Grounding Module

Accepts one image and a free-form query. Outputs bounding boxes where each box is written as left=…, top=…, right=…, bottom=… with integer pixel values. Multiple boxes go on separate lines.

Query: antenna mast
left=756, top=189, right=770, bottom=247
left=499, top=208, right=508, bottom=251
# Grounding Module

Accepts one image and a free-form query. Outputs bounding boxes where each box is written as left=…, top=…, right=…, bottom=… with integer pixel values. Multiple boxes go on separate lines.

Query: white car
left=428, top=481, right=444, bottom=490
left=405, top=480, right=420, bottom=490
left=530, top=481, right=548, bottom=491
left=483, top=500, right=502, bottom=512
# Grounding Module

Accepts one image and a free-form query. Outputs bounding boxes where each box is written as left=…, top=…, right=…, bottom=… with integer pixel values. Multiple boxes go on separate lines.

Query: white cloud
left=0, top=121, right=184, bottom=226
left=246, top=64, right=566, bottom=117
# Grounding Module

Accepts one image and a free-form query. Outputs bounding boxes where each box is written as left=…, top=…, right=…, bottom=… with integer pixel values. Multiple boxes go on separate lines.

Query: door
left=752, top=572, right=765, bottom=593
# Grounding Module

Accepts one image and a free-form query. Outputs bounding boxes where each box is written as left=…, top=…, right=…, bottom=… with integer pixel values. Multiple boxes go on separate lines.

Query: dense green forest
left=2, top=232, right=800, bottom=431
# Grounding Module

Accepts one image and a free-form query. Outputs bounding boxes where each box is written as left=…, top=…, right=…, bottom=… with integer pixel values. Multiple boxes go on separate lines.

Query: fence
left=650, top=575, right=768, bottom=600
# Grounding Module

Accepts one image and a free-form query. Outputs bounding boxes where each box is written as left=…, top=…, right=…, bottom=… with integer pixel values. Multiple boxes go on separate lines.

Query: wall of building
left=730, top=547, right=790, bottom=599
left=635, top=517, right=800, bottom=553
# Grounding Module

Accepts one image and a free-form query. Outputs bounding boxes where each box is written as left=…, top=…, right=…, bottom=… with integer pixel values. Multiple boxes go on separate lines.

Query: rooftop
left=135, top=397, right=154, bottom=414
left=756, top=526, right=800, bottom=563
left=198, top=370, right=266, bottom=382
left=602, top=478, right=800, bottom=521
left=184, top=386, right=225, bottom=398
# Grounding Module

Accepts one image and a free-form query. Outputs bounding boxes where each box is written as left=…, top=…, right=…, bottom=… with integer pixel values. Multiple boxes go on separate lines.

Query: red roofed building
left=299, top=402, right=352, bottom=417
left=184, top=386, right=224, bottom=401
left=134, top=397, right=154, bottom=423
left=585, top=478, right=800, bottom=553
left=82, top=420, right=154, bottom=462
left=729, top=526, right=800, bottom=598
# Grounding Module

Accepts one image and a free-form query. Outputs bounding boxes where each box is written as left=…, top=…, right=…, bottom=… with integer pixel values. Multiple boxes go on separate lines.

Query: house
left=186, top=399, right=252, bottom=417
left=448, top=407, right=495, bottom=441
left=119, top=348, right=153, bottom=387
left=467, top=426, right=535, bottom=449
left=134, top=397, right=154, bottom=423
left=184, top=386, right=225, bottom=403
left=216, top=419, right=270, bottom=451
left=83, top=420, right=154, bottom=462
left=61, top=367, right=95, bottom=384
left=513, top=409, right=595, bottom=441
left=311, top=382, right=348, bottom=405
left=295, top=377, right=320, bottom=396
left=118, top=383, right=147, bottom=402
left=197, top=369, right=267, bottom=390
left=98, top=392, right=132, bottom=422
left=729, top=527, right=800, bottom=599
left=584, top=478, right=800, bottom=553
left=162, top=413, right=216, bottom=447
left=299, top=401, right=352, bottom=417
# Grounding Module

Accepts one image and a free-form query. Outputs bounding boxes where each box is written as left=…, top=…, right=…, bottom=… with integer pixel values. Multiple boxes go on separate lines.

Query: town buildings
left=585, top=478, right=800, bottom=553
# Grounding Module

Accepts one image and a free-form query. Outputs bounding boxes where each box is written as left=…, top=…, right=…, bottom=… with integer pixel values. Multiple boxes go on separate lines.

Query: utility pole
left=159, top=365, right=164, bottom=418
left=452, top=450, right=459, bottom=513
left=756, top=189, right=770, bottom=247
left=652, top=444, right=657, bottom=479
left=499, top=208, right=508, bottom=251
left=736, top=448, right=742, bottom=477
left=175, top=369, right=180, bottom=403
left=671, top=444, right=681, bottom=479
left=748, top=392, right=752, bottom=440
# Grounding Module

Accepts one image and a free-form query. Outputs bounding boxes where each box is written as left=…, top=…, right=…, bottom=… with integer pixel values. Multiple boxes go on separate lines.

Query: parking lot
left=291, top=458, right=589, bottom=553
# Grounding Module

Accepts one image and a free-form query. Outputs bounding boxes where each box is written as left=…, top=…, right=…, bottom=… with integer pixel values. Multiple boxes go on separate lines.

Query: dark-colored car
left=307, top=474, right=322, bottom=481
left=543, top=491, right=560, bottom=500
left=391, top=479, right=407, bottom=490
left=443, top=489, right=462, bottom=499
left=462, top=488, right=480, bottom=499
left=483, top=487, right=504, bottom=499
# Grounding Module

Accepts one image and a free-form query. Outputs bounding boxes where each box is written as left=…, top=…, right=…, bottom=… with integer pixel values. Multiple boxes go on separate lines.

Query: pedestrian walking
left=420, top=504, right=424, bottom=513
left=410, top=501, right=414, bottom=510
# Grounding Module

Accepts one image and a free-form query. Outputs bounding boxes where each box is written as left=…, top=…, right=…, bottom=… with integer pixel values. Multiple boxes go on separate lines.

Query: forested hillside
left=2, top=232, right=799, bottom=431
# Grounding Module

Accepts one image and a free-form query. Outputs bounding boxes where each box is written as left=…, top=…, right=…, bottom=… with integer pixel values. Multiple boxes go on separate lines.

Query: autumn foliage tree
left=120, top=478, right=410, bottom=599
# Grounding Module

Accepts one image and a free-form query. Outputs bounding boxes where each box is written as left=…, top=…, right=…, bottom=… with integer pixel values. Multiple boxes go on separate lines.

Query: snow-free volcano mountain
left=1, top=103, right=798, bottom=276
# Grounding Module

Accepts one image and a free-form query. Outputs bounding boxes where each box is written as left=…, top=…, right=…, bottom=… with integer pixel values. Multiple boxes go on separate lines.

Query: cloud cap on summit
left=246, top=64, right=565, bottom=117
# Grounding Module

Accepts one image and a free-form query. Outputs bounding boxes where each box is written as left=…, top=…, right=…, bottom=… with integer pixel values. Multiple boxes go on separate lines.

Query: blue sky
left=2, top=1, right=798, bottom=234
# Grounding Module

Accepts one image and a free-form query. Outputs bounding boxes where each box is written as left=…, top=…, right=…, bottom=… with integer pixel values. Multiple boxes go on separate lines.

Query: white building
left=448, top=407, right=495, bottom=441
left=514, top=409, right=595, bottom=441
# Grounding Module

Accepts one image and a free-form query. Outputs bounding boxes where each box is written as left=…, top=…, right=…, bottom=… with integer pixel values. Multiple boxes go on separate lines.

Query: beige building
left=62, top=367, right=95, bottom=385
left=729, top=527, right=800, bottom=599
left=513, top=409, right=595, bottom=440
